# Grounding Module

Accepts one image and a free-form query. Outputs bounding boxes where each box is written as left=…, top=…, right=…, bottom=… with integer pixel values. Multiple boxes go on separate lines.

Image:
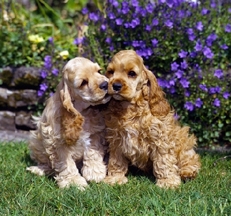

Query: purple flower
left=213, top=98, right=220, bottom=107
left=142, top=48, right=153, bottom=58
left=169, top=79, right=175, bottom=86
left=180, top=78, right=189, bottom=88
left=82, top=7, right=88, bottom=15
left=209, top=86, right=221, bottom=94
left=40, top=69, right=47, bottom=79
left=52, top=68, right=59, bottom=76
left=44, top=55, right=52, bottom=69
left=171, top=62, right=179, bottom=71
left=187, top=28, right=194, bottom=35
left=121, top=4, right=129, bottom=14
left=228, top=8, right=231, bottom=13
left=223, top=92, right=230, bottom=99
left=130, top=18, right=140, bottom=28
left=225, top=24, right=231, bottom=33
left=152, top=18, right=159, bottom=26
left=146, top=3, right=154, bottom=13
left=210, top=2, right=216, bottom=8
left=195, top=98, right=203, bottom=108
left=175, top=69, right=184, bottom=79
left=132, top=41, right=139, bottom=47
left=101, top=24, right=106, bottom=30
left=39, top=83, right=48, bottom=91
left=157, top=78, right=169, bottom=88
left=180, top=60, right=188, bottom=69
left=196, top=21, right=203, bottom=31
left=115, top=18, right=123, bottom=25
left=48, top=37, right=54, bottom=44
left=112, top=0, right=119, bottom=7
left=190, top=51, right=197, bottom=58
left=146, top=25, right=152, bottom=31
left=199, top=84, right=208, bottom=92
left=220, top=44, right=228, bottom=50
left=174, top=113, right=179, bottom=120
left=214, top=69, right=223, bottom=79
left=203, top=46, right=214, bottom=59
left=179, top=50, right=188, bottom=58
left=184, top=101, right=194, bottom=111
left=105, top=37, right=111, bottom=44
left=37, top=90, right=44, bottom=97
left=159, top=0, right=166, bottom=4
left=201, top=8, right=209, bottom=15
left=151, top=38, right=158, bottom=47
left=131, top=0, right=139, bottom=7
left=206, top=33, right=217, bottom=46
left=89, top=12, right=99, bottom=21
left=73, top=37, right=84, bottom=45
left=165, top=20, right=173, bottom=28
left=194, top=40, right=203, bottom=51
left=188, top=34, right=196, bottom=41
left=185, top=90, right=190, bottom=97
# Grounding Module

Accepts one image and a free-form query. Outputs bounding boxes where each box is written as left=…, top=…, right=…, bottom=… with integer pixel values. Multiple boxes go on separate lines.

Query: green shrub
left=81, top=0, right=231, bottom=147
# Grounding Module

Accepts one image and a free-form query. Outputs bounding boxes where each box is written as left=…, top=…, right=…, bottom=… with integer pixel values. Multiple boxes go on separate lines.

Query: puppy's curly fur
left=103, top=50, right=201, bottom=188
left=27, top=57, right=110, bottom=189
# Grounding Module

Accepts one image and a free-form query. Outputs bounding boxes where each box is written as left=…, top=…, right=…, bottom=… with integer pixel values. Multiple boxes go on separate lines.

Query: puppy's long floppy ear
left=143, top=66, right=170, bottom=117
left=60, top=79, right=84, bottom=145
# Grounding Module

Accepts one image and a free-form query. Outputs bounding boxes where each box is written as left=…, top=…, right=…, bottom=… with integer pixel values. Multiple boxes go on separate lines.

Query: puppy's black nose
left=112, top=82, right=122, bottom=92
left=99, top=81, right=108, bottom=90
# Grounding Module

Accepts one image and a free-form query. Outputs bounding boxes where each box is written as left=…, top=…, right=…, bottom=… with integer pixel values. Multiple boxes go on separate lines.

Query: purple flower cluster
left=38, top=38, right=61, bottom=97
left=82, top=0, right=231, bottom=118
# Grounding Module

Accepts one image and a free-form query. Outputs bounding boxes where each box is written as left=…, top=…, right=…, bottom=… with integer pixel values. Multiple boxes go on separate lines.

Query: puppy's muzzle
left=99, top=81, right=108, bottom=91
left=112, top=82, right=122, bottom=92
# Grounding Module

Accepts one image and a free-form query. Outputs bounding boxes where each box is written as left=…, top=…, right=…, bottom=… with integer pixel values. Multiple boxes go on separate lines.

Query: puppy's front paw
left=104, top=175, right=128, bottom=185
left=82, top=163, right=106, bottom=183
left=56, top=175, right=88, bottom=190
left=156, top=177, right=181, bottom=189
left=26, top=165, right=49, bottom=176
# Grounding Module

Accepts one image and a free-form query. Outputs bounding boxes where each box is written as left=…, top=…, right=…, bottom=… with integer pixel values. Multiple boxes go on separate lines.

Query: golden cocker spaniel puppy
left=103, top=50, right=201, bottom=188
left=27, top=57, right=110, bottom=189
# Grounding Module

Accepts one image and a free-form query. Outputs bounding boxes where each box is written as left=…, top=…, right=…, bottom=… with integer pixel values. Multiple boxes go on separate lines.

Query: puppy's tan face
left=105, top=50, right=146, bottom=101
left=63, top=57, right=110, bottom=105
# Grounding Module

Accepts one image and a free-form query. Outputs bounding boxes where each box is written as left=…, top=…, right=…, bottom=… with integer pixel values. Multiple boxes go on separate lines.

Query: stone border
left=0, top=130, right=30, bottom=143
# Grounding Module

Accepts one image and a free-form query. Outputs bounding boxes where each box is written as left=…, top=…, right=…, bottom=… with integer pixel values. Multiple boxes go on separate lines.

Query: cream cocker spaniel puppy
left=103, top=50, right=201, bottom=188
left=27, top=57, right=110, bottom=189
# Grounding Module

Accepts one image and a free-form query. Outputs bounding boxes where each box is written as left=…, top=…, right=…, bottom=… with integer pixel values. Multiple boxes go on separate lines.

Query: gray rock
left=15, top=111, right=36, bottom=129
left=8, top=89, right=39, bottom=108
left=0, top=111, right=16, bottom=131
left=11, top=66, right=41, bottom=89
left=0, top=87, right=8, bottom=107
left=0, top=67, right=13, bottom=86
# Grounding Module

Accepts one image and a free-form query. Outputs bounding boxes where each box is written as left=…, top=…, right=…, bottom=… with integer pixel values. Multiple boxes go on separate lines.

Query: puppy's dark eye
left=128, top=71, right=136, bottom=77
left=80, top=80, right=88, bottom=87
left=107, top=70, right=114, bottom=75
left=98, top=69, right=103, bottom=74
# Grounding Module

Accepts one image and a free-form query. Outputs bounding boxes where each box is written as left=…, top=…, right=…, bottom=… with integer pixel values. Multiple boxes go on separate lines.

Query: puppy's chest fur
left=105, top=99, right=159, bottom=170
left=81, top=106, right=106, bottom=134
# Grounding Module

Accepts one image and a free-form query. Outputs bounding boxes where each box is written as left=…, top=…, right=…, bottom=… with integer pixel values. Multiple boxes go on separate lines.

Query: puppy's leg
left=104, top=148, right=129, bottom=185
left=27, top=130, right=54, bottom=176
left=26, top=165, right=53, bottom=176
left=174, top=128, right=201, bottom=180
left=152, top=145, right=181, bottom=189
left=53, top=146, right=88, bottom=190
left=178, top=148, right=201, bottom=180
left=82, top=133, right=107, bottom=183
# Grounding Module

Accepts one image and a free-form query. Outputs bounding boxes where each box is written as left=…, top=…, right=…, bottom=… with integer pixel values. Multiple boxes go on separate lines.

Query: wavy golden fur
left=103, top=50, right=201, bottom=188
left=27, top=57, right=110, bottom=189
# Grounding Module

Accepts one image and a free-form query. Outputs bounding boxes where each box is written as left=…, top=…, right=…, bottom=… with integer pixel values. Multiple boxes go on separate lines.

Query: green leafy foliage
left=82, top=0, right=231, bottom=147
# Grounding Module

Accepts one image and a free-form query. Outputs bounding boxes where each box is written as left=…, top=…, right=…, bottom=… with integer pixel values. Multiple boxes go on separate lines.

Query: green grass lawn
left=0, top=142, right=231, bottom=216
